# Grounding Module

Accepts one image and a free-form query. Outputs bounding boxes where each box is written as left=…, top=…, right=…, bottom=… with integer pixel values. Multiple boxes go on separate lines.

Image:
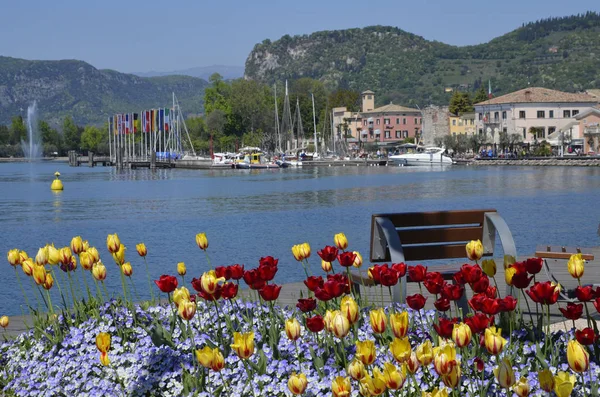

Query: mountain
left=0, top=56, right=208, bottom=126
left=133, top=65, right=244, bottom=81
left=245, top=12, right=600, bottom=107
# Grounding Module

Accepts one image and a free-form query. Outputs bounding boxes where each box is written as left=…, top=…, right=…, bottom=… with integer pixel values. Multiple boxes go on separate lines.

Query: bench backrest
left=370, top=209, right=497, bottom=262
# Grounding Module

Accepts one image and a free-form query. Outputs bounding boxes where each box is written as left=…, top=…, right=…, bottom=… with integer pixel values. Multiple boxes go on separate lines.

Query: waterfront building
left=474, top=87, right=598, bottom=145
left=449, top=112, right=476, bottom=135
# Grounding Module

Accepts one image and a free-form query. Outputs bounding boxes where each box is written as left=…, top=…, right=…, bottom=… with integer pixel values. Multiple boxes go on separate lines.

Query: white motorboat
left=389, top=147, right=453, bottom=166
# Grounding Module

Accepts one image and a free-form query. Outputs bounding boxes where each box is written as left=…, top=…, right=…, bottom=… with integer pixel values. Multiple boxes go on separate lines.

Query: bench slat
left=398, top=226, right=483, bottom=245
left=403, top=243, right=491, bottom=261
left=373, top=209, right=495, bottom=228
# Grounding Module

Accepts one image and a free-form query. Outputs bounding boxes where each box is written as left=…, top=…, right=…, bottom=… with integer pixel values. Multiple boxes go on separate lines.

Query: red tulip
left=243, top=269, right=266, bottom=290
left=391, top=262, right=407, bottom=277
left=221, top=282, right=238, bottom=299
left=595, top=298, right=600, bottom=313
left=575, top=328, right=597, bottom=345
left=154, top=275, right=178, bottom=293
left=559, top=302, right=583, bottom=320
left=304, top=276, right=324, bottom=292
left=474, top=357, right=485, bottom=372
left=434, top=297, right=451, bottom=312
left=408, top=264, right=427, bottom=282
left=470, top=275, right=490, bottom=294
left=469, top=293, right=486, bottom=312
left=406, top=293, right=427, bottom=310
left=191, top=277, right=203, bottom=292
left=215, top=266, right=231, bottom=280
left=498, top=296, right=517, bottom=312
left=198, top=288, right=221, bottom=301
left=323, top=280, right=345, bottom=298
left=465, top=313, right=492, bottom=334
left=433, top=317, right=458, bottom=339
left=296, top=298, right=317, bottom=313
left=526, top=281, right=559, bottom=305
left=510, top=262, right=533, bottom=289
left=337, top=251, right=356, bottom=267
left=479, top=297, right=500, bottom=316
left=306, top=315, right=325, bottom=333
left=317, top=246, right=339, bottom=263
left=441, top=284, right=464, bottom=301
left=228, top=264, right=245, bottom=280
left=327, top=274, right=350, bottom=294
left=485, top=286, right=498, bottom=299
left=258, top=264, right=278, bottom=281
left=424, top=272, right=445, bottom=295
left=259, top=284, right=282, bottom=301
left=461, top=263, right=482, bottom=284
left=525, top=258, right=543, bottom=274
left=452, top=270, right=465, bottom=285
left=259, top=256, right=279, bottom=268
left=314, top=288, right=333, bottom=301
left=380, top=267, right=399, bottom=287
left=575, top=285, right=595, bottom=302
left=368, top=264, right=386, bottom=284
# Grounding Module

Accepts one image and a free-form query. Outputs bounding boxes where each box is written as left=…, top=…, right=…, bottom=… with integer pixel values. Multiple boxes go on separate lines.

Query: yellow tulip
left=121, top=262, right=133, bottom=277
left=42, top=273, right=54, bottom=290
left=433, top=343, right=457, bottom=375
left=32, top=264, right=46, bottom=285
left=195, top=345, right=214, bottom=368
left=370, top=308, right=387, bottom=334
left=406, top=351, right=420, bottom=374
left=285, top=318, right=302, bottom=341
left=416, top=339, right=433, bottom=365
left=82, top=240, right=90, bottom=252
left=352, top=251, right=363, bottom=268
left=566, top=339, right=589, bottom=372
left=484, top=326, right=507, bottom=355
left=292, top=243, right=311, bottom=261
left=504, top=265, right=516, bottom=286
left=451, top=322, right=472, bottom=348
left=288, top=372, right=308, bottom=395
left=19, top=250, right=29, bottom=262
left=390, top=311, right=409, bottom=338
left=79, top=252, right=94, bottom=271
left=512, top=376, right=530, bottom=397
left=59, top=247, right=72, bottom=266
left=481, top=258, right=496, bottom=277
left=347, top=359, right=366, bottom=380
left=334, top=232, right=348, bottom=250
left=136, top=243, right=147, bottom=257
left=0, top=315, right=9, bottom=328
left=340, top=295, right=359, bottom=324
left=178, top=300, right=196, bottom=321
left=538, top=369, right=555, bottom=392
left=92, top=261, right=107, bottom=281
left=7, top=249, right=21, bottom=266
left=231, top=331, right=255, bottom=359
left=87, top=247, right=100, bottom=263
left=494, top=358, right=516, bottom=388
left=465, top=240, right=483, bottom=261
left=553, top=371, right=575, bottom=397
left=360, top=371, right=387, bottom=396
left=35, top=247, right=48, bottom=266
left=355, top=340, right=376, bottom=365
left=323, top=310, right=336, bottom=332
left=321, top=259, right=332, bottom=272
left=390, top=337, right=412, bottom=363
left=442, top=362, right=461, bottom=388
left=173, top=287, right=190, bottom=307
left=200, top=270, right=225, bottom=295
left=99, top=352, right=110, bottom=366
left=196, top=232, right=208, bottom=250
left=177, top=262, right=186, bottom=276
left=71, top=236, right=84, bottom=254
left=46, top=245, right=60, bottom=265
left=112, top=244, right=125, bottom=266
left=210, top=348, right=225, bottom=371
left=96, top=332, right=111, bottom=353
left=567, top=253, right=584, bottom=279
left=22, top=259, right=34, bottom=276
left=332, top=376, right=351, bottom=397
left=106, top=233, right=120, bottom=254
left=332, top=311, right=351, bottom=338
left=422, top=387, right=449, bottom=397
left=382, top=362, right=407, bottom=390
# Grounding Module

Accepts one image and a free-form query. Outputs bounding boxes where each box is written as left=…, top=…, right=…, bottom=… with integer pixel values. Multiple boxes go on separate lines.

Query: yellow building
left=448, top=112, right=476, bottom=135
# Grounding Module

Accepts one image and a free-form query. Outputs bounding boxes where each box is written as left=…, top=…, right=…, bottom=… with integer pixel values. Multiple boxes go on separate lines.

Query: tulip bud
left=323, top=310, right=336, bottom=332
left=230, top=331, right=255, bottom=359
left=96, top=332, right=111, bottom=353
left=370, top=308, right=387, bottom=334
left=33, top=264, right=46, bottom=285
left=59, top=247, right=72, bottom=266
left=178, top=300, right=197, bottom=320
left=321, top=259, right=332, bottom=272
left=82, top=240, right=90, bottom=252
left=288, top=372, right=308, bottom=395
left=177, top=262, right=186, bottom=276
left=46, top=245, right=60, bottom=265
left=87, top=247, right=100, bottom=263
left=35, top=247, right=48, bottom=266
left=466, top=240, right=483, bottom=261
left=567, top=253, right=584, bottom=279
left=200, top=270, right=224, bottom=295
left=7, top=249, right=22, bottom=266
left=406, top=351, right=420, bottom=374
left=135, top=243, right=147, bottom=257
left=99, top=352, right=110, bottom=366
left=22, top=259, right=34, bottom=276
left=481, top=259, right=496, bottom=277
left=195, top=233, right=208, bottom=250
left=484, top=326, right=507, bottom=355
left=19, top=250, right=29, bottom=262
left=331, top=376, right=351, bottom=397
left=340, top=295, right=359, bottom=324
left=433, top=343, right=457, bottom=376
left=451, top=322, right=472, bottom=348
left=210, top=348, right=225, bottom=371
left=390, top=337, right=412, bottom=363
left=494, top=358, right=516, bottom=389
left=195, top=346, right=214, bottom=368
left=442, top=362, right=461, bottom=389
left=390, top=311, right=409, bottom=338
left=121, top=262, right=133, bottom=277
left=79, top=252, right=94, bottom=271
left=334, top=233, right=348, bottom=250
left=513, top=376, right=530, bottom=397
left=332, top=311, right=350, bottom=338
left=106, top=233, right=120, bottom=254
left=42, top=273, right=54, bottom=290
left=538, top=369, right=555, bottom=392
left=71, top=236, right=84, bottom=254
left=416, top=340, right=433, bottom=365
left=382, top=362, right=407, bottom=390
left=0, top=315, right=9, bottom=328
left=347, top=359, right=366, bottom=380
left=352, top=251, right=363, bottom=268
left=112, top=244, right=125, bottom=266
left=355, top=340, right=376, bottom=365
left=173, top=286, right=190, bottom=307
left=360, top=371, right=387, bottom=396
left=92, top=261, right=107, bottom=281
left=285, top=318, right=302, bottom=341
left=553, top=371, right=575, bottom=397
left=566, top=339, right=589, bottom=373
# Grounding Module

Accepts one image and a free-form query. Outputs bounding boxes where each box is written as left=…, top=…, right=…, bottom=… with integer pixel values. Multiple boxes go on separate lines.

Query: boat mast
left=311, top=93, right=318, bottom=155
left=274, top=83, right=281, bottom=153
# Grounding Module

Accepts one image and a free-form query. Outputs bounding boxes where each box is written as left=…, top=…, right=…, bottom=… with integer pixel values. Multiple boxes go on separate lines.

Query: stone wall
left=474, top=158, right=600, bottom=166
left=422, top=105, right=449, bottom=146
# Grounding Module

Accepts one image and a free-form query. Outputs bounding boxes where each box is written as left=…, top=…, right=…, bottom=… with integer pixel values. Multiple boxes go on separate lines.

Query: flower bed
left=1, top=234, right=600, bottom=396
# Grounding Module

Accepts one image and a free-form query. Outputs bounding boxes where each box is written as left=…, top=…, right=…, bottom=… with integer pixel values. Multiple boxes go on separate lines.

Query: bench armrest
left=484, top=212, right=517, bottom=298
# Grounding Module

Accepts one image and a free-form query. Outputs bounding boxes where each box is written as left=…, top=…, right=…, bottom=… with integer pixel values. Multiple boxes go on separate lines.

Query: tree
left=80, top=125, right=106, bottom=153
left=473, top=87, right=489, bottom=104
left=469, top=134, right=487, bottom=154
left=230, top=79, right=273, bottom=136
left=62, top=116, right=82, bottom=151
left=328, top=89, right=361, bottom=112
left=449, top=92, right=474, bottom=115
left=206, top=109, right=226, bottom=136
left=0, top=125, right=9, bottom=145
left=9, top=116, right=27, bottom=145
left=39, top=121, right=62, bottom=155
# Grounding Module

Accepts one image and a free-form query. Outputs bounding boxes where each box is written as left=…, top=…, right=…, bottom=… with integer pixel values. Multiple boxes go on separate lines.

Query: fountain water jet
left=20, top=101, right=42, bottom=160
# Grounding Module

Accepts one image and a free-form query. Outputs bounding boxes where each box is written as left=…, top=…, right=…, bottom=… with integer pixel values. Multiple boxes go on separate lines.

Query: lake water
left=1, top=161, right=599, bottom=316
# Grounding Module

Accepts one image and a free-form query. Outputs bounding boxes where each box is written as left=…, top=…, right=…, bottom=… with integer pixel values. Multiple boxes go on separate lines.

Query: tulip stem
left=102, top=281, right=110, bottom=301
left=581, top=372, right=588, bottom=397
left=143, top=257, right=155, bottom=304
left=520, top=290, right=535, bottom=327
left=45, top=289, right=54, bottom=314
left=14, top=268, right=31, bottom=313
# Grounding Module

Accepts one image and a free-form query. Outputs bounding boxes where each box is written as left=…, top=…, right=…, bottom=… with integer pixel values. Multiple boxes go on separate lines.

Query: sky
left=0, top=0, right=597, bottom=74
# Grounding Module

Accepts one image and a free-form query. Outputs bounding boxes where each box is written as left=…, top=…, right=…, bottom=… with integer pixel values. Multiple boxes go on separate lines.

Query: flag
left=109, top=117, right=113, bottom=136
left=164, top=108, right=170, bottom=132
left=141, top=111, right=146, bottom=133
left=113, top=115, right=118, bottom=135
left=133, top=113, right=139, bottom=133
left=159, top=108, right=165, bottom=133
left=125, top=114, right=130, bottom=134
left=488, top=80, right=493, bottom=99
left=150, top=110, right=155, bottom=132
left=117, top=114, right=122, bottom=135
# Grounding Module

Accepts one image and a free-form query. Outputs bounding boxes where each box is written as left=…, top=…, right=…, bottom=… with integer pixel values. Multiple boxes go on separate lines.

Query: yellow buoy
left=51, top=171, right=63, bottom=191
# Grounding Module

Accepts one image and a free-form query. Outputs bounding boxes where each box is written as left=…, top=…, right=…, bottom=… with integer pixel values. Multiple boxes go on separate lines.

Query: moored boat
left=389, top=146, right=453, bottom=166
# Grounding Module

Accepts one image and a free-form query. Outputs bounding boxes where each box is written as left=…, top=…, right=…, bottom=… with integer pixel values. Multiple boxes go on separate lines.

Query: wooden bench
left=350, top=209, right=517, bottom=309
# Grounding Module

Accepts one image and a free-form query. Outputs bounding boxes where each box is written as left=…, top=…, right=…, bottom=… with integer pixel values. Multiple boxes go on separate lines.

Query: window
left=519, top=111, right=526, bottom=119
left=384, top=118, right=390, bottom=125
left=548, top=127, right=556, bottom=136
left=478, top=113, right=482, bottom=120
left=572, top=110, right=579, bottom=116
left=452, top=120, right=456, bottom=126
left=523, top=128, right=527, bottom=139
left=502, top=111, right=507, bottom=120
left=537, top=111, right=545, bottom=119
left=502, top=127, right=507, bottom=133
left=367, top=95, right=372, bottom=100
left=564, top=110, right=571, bottom=118
left=385, top=131, right=390, bottom=138
left=414, top=118, right=418, bottom=124
left=395, top=118, right=400, bottom=124
left=479, top=129, right=483, bottom=135
left=402, top=118, right=406, bottom=124
left=549, top=110, right=554, bottom=118
left=537, top=128, right=546, bottom=139
left=403, top=131, right=408, bottom=138
left=494, top=112, right=499, bottom=120
left=395, top=131, right=400, bottom=138
left=363, top=120, right=367, bottom=126
left=471, top=119, right=474, bottom=125
left=376, top=119, right=380, bottom=125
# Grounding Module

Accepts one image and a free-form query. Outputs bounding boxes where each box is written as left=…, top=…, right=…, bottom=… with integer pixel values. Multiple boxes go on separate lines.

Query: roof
left=587, top=89, right=600, bottom=98
left=474, top=87, right=598, bottom=106
left=362, top=90, right=375, bottom=95
left=461, top=112, right=476, bottom=120
left=361, top=103, right=420, bottom=115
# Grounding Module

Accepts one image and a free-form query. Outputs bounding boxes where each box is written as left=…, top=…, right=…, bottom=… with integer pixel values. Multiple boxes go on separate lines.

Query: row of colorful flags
left=109, top=109, right=172, bottom=135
